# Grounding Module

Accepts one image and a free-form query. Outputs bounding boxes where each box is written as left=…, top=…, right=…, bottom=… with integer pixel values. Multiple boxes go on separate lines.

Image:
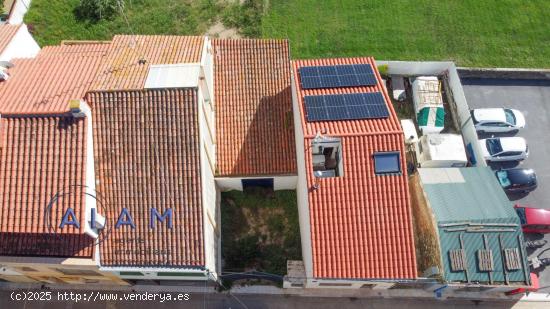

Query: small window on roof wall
left=312, top=137, right=343, bottom=178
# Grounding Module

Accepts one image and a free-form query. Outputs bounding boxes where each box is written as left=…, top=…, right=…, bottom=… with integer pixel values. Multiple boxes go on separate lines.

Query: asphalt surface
left=0, top=289, right=539, bottom=309
left=461, top=77, right=550, bottom=290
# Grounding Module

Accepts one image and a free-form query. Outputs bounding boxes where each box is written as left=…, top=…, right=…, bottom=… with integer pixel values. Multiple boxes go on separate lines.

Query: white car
left=479, top=137, right=528, bottom=162
left=471, top=108, right=526, bottom=133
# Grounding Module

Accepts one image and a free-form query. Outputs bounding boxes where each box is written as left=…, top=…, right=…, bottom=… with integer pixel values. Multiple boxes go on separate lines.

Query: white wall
left=8, top=0, right=32, bottom=25
left=80, top=102, right=102, bottom=239
left=199, top=41, right=220, bottom=279
left=446, top=63, right=487, bottom=167
left=290, top=69, right=314, bottom=283
left=215, top=176, right=297, bottom=191
left=100, top=267, right=207, bottom=281
left=376, top=60, right=486, bottom=167
left=0, top=24, right=40, bottom=61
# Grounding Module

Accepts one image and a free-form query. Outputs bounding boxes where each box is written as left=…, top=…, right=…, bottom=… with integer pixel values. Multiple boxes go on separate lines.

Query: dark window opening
left=120, top=271, right=144, bottom=276
left=241, top=178, right=274, bottom=191
left=318, top=282, right=352, bottom=287
left=157, top=272, right=206, bottom=277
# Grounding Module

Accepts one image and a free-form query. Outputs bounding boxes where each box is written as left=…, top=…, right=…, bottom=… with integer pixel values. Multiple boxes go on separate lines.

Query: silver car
left=479, top=137, right=528, bottom=162
left=471, top=108, right=526, bottom=133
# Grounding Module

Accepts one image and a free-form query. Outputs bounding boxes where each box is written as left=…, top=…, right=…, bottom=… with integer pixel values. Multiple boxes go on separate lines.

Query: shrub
left=222, top=0, right=263, bottom=37
left=377, top=64, right=389, bottom=77
left=75, top=0, right=120, bottom=21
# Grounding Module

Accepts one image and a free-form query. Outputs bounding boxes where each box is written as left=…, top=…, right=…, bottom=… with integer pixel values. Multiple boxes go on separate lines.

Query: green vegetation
left=221, top=189, right=301, bottom=276
left=262, top=0, right=550, bottom=67
left=222, top=0, right=264, bottom=38
left=75, top=0, right=119, bottom=21
left=25, top=0, right=549, bottom=67
left=25, top=0, right=221, bottom=46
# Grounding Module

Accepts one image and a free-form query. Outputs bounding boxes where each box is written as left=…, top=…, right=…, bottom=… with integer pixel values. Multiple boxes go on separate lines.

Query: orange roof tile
left=293, top=58, right=417, bottom=279
left=0, top=24, right=20, bottom=55
left=0, top=43, right=109, bottom=114
left=92, top=35, right=204, bottom=91
left=87, top=89, right=204, bottom=267
left=0, top=115, right=92, bottom=257
left=213, top=39, right=297, bottom=176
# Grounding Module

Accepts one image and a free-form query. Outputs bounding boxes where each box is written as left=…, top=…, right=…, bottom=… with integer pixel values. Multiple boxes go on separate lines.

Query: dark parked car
left=514, top=205, right=550, bottom=234
left=495, top=168, right=537, bottom=193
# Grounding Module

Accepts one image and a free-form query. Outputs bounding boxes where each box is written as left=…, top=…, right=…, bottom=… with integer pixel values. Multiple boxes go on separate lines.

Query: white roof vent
left=145, top=63, right=201, bottom=89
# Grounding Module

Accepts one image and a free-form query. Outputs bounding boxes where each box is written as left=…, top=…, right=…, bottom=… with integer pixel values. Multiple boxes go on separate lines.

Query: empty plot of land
left=262, top=0, right=550, bottom=67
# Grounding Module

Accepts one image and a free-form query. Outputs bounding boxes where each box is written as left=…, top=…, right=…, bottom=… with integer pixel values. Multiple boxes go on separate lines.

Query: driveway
left=461, top=77, right=550, bottom=291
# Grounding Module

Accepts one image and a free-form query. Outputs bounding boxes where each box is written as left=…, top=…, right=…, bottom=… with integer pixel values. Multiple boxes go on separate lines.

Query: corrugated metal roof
left=293, top=58, right=417, bottom=280
left=419, top=167, right=516, bottom=222
left=419, top=167, right=530, bottom=285
left=87, top=89, right=204, bottom=267
left=92, top=35, right=203, bottom=91
left=213, top=39, right=297, bottom=176
left=0, top=24, right=20, bottom=55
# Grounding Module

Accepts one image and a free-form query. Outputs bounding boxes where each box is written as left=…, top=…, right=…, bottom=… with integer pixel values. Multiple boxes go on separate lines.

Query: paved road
left=0, top=289, right=544, bottom=309
left=461, top=77, right=550, bottom=290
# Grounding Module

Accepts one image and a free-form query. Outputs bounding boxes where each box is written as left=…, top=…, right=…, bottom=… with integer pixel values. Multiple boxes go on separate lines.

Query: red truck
left=514, top=205, right=550, bottom=233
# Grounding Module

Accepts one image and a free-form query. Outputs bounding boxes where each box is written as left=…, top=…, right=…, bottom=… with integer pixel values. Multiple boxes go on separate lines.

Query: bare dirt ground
left=206, top=21, right=241, bottom=38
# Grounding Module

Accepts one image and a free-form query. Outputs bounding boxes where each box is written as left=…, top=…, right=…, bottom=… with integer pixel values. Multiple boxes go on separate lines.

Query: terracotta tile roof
left=293, top=58, right=417, bottom=279
left=87, top=89, right=204, bottom=267
left=0, top=115, right=92, bottom=257
left=0, top=43, right=109, bottom=114
left=0, top=24, right=20, bottom=55
left=213, top=39, right=296, bottom=176
left=92, top=35, right=204, bottom=91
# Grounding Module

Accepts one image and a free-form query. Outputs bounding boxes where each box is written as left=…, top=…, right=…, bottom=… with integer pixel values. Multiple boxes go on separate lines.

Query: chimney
left=68, top=99, right=86, bottom=118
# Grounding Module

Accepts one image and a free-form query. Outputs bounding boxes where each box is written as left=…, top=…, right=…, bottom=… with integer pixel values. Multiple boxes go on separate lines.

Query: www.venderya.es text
left=10, top=291, right=190, bottom=303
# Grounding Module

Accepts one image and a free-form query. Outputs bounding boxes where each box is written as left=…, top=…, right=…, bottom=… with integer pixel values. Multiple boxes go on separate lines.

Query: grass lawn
left=24, top=0, right=221, bottom=46
left=26, top=1, right=548, bottom=67
left=262, top=0, right=550, bottom=68
left=221, top=189, right=301, bottom=276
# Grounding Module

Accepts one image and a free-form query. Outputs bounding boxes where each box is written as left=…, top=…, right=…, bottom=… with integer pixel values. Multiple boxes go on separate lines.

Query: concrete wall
left=100, top=267, right=207, bottom=282
left=7, top=0, right=32, bottom=25
left=290, top=69, right=314, bottom=282
left=446, top=63, right=486, bottom=167
left=215, top=175, right=297, bottom=191
left=0, top=24, right=40, bottom=61
left=376, top=60, right=485, bottom=167
left=199, top=41, right=220, bottom=279
left=80, top=102, right=103, bottom=239
left=0, top=256, right=126, bottom=285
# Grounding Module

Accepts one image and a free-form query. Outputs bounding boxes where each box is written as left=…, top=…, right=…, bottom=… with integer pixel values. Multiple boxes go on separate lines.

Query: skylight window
left=373, top=151, right=401, bottom=175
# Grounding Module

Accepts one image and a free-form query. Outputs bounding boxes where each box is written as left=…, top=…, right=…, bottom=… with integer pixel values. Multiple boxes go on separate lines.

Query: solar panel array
left=304, top=92, right=389, bottom=122
left=299, top=64, right=377, bottom=89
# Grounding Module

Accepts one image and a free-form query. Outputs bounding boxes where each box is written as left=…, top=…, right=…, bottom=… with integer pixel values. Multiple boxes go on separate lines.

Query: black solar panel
left=299, top=64, right=377, bottom=89
left=304, top=92, right=389, bottom=122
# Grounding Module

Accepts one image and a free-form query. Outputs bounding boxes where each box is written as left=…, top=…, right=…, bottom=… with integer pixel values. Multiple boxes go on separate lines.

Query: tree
left=75, top=0, right=121, bottom=21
